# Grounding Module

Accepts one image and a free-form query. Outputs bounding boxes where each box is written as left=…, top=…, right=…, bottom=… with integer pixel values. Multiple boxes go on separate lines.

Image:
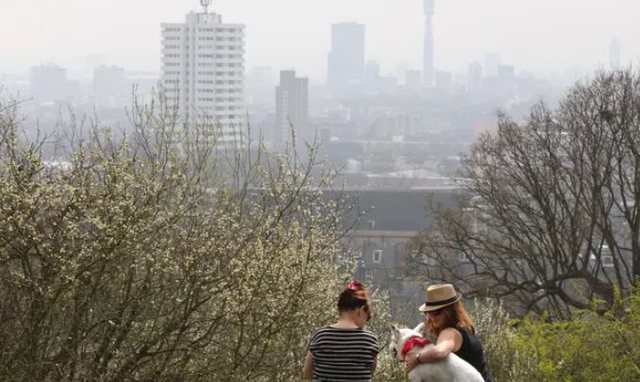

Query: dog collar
left=401, top=336, right=431, bottom=357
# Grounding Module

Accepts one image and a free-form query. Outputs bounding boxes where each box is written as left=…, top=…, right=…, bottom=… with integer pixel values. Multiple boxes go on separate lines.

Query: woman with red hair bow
left=302, top=280, right=380, bottom=381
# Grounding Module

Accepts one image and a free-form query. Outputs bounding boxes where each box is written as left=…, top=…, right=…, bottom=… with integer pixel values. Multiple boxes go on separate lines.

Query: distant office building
left=127, top=71, right=161, bottom=98
left=423, top=0, right=435, bottom=86
left=161, top=3, right=246, bottom=143
left=377, top=76, right=398, bottom=94
left=609, top=37, right=621, bottom=69
left=395, top=61, right=410, bottom=82
left=365, top=61, right=381, bottom=86
left=467, top=61, right=482, bottom=91
left=246, top=66, right=276, bottom=108
left=30, top=64, right=67, bottom=102
left=247, top=66, right=275, bottom=93
left=404, top=70, right=422, bottom=91
left=84, top=54, right=106, bottom=76
left=275, top=70, right=309, bottom=145
left=327, top=22, right=365, bottom=91
left=93, top=65, right=127, bottom=97
left=497, top=65, right=515, bottom=79
left=435, top=70, right=452, bottom=92
left=484, top=53, right=501, bottom=78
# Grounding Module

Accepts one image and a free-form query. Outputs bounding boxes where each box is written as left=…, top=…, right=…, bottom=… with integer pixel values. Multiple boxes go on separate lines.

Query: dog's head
left=389, top=322, right=426, bottom=361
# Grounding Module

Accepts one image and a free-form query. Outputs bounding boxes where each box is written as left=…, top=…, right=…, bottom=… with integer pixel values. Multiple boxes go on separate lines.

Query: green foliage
left=511, top=288, right=640, bottom=381
left=471, top=286, right=640, bottom=382
left=0, top=95, right=352, bottom=381
left=471, top=299, right=541, bottom=382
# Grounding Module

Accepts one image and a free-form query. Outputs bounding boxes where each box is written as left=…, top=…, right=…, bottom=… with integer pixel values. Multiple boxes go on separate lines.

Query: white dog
left=390, top=323, right=483, bottom=382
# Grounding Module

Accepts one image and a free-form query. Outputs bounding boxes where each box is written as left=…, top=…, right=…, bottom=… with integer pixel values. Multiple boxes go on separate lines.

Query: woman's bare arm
left=405, top=328, right=462, bottom=372
left=302, top=351, right=313, bottom=380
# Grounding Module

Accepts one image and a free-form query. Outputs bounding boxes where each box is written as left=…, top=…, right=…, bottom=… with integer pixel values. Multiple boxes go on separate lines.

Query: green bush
left=511, top=288, right=640, bottom=381
left=472, top=286, right=640, bottom=382
left=472, top=299, right=541, bottom=382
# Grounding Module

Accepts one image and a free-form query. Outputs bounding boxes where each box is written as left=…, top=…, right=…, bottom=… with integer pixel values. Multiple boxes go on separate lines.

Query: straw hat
left=418, top=284, right=462, bottom=312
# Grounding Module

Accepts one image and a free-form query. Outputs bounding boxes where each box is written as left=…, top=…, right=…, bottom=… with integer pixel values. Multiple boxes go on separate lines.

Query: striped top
left=309, top=326, right=380, bottom=382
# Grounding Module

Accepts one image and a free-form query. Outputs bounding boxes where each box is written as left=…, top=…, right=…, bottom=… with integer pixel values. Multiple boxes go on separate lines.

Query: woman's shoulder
left=361, top=328, right=379, bottom=341
left=440, top=326, right=464, bottom=339
left=311, top=326, right=378, bottom=345
left=324, top=326, right=378, bottom=339
left=453, top=324, right=476, bottom=336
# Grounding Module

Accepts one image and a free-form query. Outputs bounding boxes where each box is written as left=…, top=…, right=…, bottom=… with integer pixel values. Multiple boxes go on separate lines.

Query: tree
left=409, top=69, right=640, bottom=319
left=0, top=92, right=351, bottom=381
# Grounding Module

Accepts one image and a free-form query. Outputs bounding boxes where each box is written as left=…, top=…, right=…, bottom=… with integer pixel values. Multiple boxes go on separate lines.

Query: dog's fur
left=390, top=323, right=483, bottom=382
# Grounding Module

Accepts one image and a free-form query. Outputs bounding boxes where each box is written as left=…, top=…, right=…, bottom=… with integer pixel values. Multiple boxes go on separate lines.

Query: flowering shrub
left=0, top=95, right=348, bottom=381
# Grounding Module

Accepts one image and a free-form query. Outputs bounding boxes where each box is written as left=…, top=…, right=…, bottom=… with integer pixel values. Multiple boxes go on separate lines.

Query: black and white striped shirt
left=309, top=326, right=379, bottom=382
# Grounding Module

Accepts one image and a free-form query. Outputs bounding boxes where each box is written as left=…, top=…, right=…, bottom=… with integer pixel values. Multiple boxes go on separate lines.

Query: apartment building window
left=373, top=249, right=383, bottom=264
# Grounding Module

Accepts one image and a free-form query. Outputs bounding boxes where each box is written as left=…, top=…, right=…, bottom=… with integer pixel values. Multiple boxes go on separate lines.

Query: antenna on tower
left=201, top=0, right=212, bottom=14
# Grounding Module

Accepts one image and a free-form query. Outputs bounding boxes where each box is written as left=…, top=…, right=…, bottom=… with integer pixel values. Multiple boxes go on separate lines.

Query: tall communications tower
left=423, top=0, right=435, bottom=86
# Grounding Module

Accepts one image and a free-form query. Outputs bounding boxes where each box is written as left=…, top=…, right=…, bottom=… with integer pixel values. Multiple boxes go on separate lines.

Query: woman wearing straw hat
left=405, top=284, right=493, bottom=382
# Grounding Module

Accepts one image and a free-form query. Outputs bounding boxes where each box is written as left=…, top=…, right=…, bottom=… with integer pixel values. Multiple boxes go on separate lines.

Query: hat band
left=424, top=295, right=458, bottom=307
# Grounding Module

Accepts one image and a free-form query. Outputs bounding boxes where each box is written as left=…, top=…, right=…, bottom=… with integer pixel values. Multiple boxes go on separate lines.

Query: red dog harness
left=401, top=336, right=431, bottom=359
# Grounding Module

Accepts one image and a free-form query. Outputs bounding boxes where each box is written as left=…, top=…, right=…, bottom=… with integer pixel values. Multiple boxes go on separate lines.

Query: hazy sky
left=1, top=0, right=639, bottom=81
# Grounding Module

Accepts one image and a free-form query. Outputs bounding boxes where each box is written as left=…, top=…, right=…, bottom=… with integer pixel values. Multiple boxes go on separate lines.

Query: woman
left=406, top=283, right=493, bottom=382
left=303, top=280, right=380, bottom=381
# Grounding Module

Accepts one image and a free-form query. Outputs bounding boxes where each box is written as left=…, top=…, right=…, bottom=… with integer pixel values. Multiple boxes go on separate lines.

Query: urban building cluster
left=0, top=0, right=627, bottom=315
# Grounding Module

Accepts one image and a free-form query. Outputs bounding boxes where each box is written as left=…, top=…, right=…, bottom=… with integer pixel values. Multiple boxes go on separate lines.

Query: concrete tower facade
left=327, top=23, right=365, bottom=91
left=275, top=70, right=309, bottom=146
left=161, top=3, right=246, bottom=143
left=423, top=0, right=435, bottom=86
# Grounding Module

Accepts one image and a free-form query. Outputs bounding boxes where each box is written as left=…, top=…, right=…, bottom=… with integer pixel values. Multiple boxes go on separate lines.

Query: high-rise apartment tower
left=161, top=1, right=246, bottom=143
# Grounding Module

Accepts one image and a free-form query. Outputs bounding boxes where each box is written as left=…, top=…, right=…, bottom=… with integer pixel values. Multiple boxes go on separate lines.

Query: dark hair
left=337, top=280, right=369, bottom=312
left=426, top=300, right=476, bottom=335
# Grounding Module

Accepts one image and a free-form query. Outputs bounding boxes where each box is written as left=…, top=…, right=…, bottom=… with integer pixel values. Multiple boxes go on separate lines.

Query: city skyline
left=1, top=0, right=640, bottom=82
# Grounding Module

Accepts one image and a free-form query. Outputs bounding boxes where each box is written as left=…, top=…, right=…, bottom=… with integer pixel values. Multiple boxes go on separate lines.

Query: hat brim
left=418, top=292, right=462, bottom=312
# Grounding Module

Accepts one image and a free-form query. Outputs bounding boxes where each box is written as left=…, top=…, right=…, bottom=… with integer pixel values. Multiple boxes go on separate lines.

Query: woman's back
left=309, top=326, right=379, bottom=382
left=454, top=326, right=492, bottom=382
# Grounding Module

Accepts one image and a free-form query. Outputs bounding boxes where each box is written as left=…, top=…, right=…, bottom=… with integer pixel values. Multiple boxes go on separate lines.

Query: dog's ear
left=412, top=322, right=425, bottom=334
left=390, top=325, right=401, bottom=341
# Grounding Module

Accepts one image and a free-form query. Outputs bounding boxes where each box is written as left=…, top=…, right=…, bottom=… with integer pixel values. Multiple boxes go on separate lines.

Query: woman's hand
left=405, top=353, right=419, bottom=373
left=405, top=329, right=462, bottom=374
